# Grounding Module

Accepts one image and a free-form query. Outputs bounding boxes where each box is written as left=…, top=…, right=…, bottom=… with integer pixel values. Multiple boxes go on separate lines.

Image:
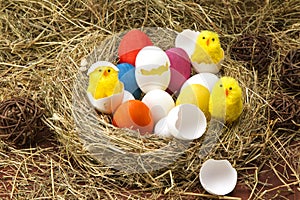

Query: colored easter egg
left=165, top=47, right=191, bottom=95
left=118, top=29, right=153, bottom=66
left=176, top=84, right=210, bottom=118
left=113, top=100, right=154, bottom=134
left=117, top=63, right=142, bottom=99
left=135, top=46, right=171, bottom=93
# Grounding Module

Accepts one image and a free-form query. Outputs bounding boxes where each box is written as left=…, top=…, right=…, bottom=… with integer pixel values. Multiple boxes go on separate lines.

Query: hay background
left=0, top=0, right=299, bottom=199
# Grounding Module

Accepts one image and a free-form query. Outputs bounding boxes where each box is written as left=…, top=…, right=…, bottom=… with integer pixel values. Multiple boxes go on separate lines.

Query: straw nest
left=1, top=0, right=299, bottom=199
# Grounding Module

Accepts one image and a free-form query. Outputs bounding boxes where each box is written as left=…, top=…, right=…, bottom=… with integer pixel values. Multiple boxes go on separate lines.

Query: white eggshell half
left=192, top=55, right=224, bottom=74
left=87, top=84, right=124, bottom=114
left=175, top=29, right=199, bottom=57
left=87, top=61, right=119, bottom=75
left=142, top=89, right=175, bottom=124
left=199, top=159, right=237, bottom=196
left=154, top=117, right=172, bottom=138
left=122, top=90, right=135, bottom=103
left=181, top=73, right=219, bottom=93
left=167, top=104, right=207, bottom=140
left=135, top=46, right=171, bottom=93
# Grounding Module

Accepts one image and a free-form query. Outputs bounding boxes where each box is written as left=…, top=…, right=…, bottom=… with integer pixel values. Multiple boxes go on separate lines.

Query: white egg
left=154, top=117, right=172, bottom=138
left=135, top=46, right=171, bottom=93
left=199, top=159, right=237, bottom=196
left=181, top=73, right=219, bottom=93
left=87, top=85, right=124, bottom=114
left=122, top=90, right=135, bottom=103
left=167, top=104, right=207, bottom=140
left=142, top=89, right=175, bottom=124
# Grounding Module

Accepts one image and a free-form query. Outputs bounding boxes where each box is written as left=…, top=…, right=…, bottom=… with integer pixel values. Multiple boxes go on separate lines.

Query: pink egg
left=165, top=47, right=191, bottom=95
left=118, top=29, right=153, bottom=66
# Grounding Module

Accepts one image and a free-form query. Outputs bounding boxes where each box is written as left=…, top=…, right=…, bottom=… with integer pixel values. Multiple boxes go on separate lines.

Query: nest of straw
left=1, top=0, right=299, bottom=199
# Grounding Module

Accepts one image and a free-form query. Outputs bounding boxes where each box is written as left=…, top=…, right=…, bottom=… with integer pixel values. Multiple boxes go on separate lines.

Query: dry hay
left=0, top=0, right=299, bottom=199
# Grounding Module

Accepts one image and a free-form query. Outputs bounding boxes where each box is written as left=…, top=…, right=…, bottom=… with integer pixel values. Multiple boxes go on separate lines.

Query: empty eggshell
left=142, top=89, right=175, bottom=124
left=199, top=159, right=237, bottom=196
left=181, top=73, right=219, bottom=93
left=113, top=100, right=154, bottom=134
left=165, top=47, right=191, bottom=95
left=87, top=85, right=124, bottom=114
left=167, top=104, right=207, bottom=140
left=117, top=63, right=142, bottom=99
left=118, top=29, right=153, bottom=66
left=154, top=117, right=172, bottom=138
left=135, top=46, right=171, bottom=93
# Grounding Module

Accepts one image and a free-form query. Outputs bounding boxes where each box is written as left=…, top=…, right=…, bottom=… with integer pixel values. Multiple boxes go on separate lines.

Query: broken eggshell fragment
left=199, top=159, right=237, bottom=196
left=167, top=104, right=207, bottom=140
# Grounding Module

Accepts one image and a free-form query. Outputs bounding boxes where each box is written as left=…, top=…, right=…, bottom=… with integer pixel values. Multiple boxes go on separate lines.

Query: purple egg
left=165, top=47, right=191, bottom=95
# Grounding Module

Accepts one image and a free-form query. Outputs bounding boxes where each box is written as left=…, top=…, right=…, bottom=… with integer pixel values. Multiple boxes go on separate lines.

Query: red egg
left=113, top=100, right=154, bottom=134
left=118, top=29, right=153, bottom=66
left=165, top=47, right=191, bottom=96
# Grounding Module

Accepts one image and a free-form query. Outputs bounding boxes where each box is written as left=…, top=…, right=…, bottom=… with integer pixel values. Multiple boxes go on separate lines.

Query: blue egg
left=117, top=63, right=142, bottom=99
left=117, top=63, right=134, bottom=79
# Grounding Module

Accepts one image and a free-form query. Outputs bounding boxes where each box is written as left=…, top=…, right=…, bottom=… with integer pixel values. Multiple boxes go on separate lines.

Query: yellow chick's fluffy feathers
left=209, top=77, right=243, bottom=123
left=191, top=30, right=224, bottom=64
left=87, top=66, right=122, bottom=99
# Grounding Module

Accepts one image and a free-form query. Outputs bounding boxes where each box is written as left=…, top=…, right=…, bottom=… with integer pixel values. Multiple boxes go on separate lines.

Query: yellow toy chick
left=87, top=62, right=123, bottom=99
left=191, top=30, right=224, bottom=64
left=209, top=77, right=243, bottom=123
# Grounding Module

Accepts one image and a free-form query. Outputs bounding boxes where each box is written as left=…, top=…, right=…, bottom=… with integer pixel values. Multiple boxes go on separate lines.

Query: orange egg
left=113, top=100, right=154, bottom=134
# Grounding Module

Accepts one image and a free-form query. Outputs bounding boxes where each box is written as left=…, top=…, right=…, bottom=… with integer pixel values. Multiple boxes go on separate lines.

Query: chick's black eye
left=220, top=84, right=223, bottom=87
left=212, top=38, right=215, bottom=42
left=202, top=37, right=205, bottom=39
left=229, top=87, right=232, bottom=90
left=99, top=69, right=102, bottom=72
left=107, top=69, right=111, bottom=73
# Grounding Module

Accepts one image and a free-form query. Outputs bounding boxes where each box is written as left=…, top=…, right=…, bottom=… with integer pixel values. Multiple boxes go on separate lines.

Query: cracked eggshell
left=181, top=73, right=219, bottom=93
left=166, top=104, right=207, bottom=140
left=175, top=29, right=199, bottom=56
left=175, top=29, right=224, bottom=74
left=199, top=159, right=237, bottom=196
left=87, top=84, right=124, bottom=114
left=135, top=46, right=171, bottom=93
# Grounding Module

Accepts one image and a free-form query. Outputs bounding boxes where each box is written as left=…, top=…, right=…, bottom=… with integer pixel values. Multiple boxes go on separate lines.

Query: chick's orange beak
left=103, top=70, right=109, bottom=76
left=206, top=39, right=210, bottom=46
left=225, top=89, right=229, bottom=97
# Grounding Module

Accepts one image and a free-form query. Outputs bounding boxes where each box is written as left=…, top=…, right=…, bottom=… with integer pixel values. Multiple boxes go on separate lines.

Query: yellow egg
left=176, top=84, right=210, bottom=118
